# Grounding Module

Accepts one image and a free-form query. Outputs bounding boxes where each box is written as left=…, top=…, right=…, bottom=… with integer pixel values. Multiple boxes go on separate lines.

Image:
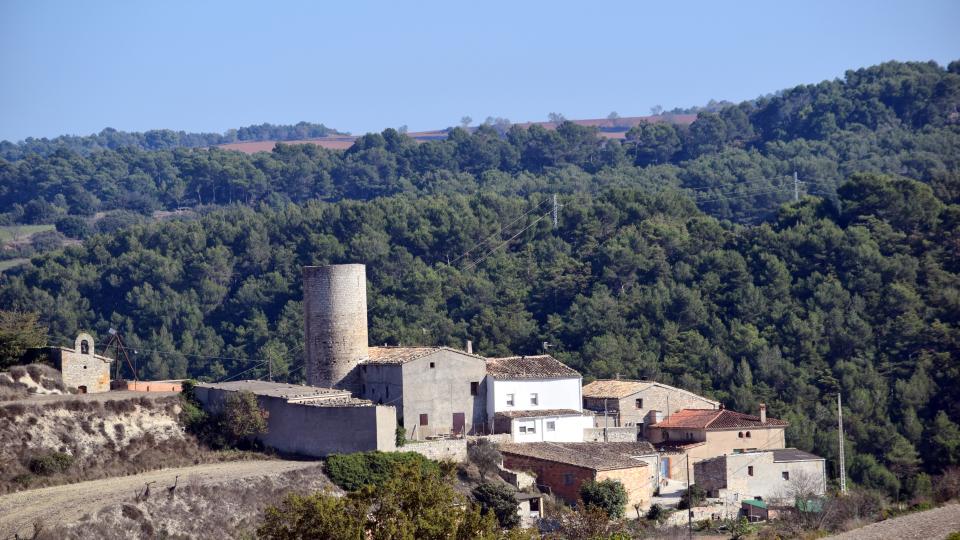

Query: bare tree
left=650, top=105, right=664, bottom=116
left=460, top=116, right=472, bottom=128
left=548, top=112, right=566, bottom=124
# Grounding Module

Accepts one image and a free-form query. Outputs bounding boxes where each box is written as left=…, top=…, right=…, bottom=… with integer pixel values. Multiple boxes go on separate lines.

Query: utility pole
left=552, top=194, right=559, bottom=227
left=686, top=453, right=692, bottom=540
left=793, top=171, right=800, bottom=202
left=838, top=393, right=847, bottom=494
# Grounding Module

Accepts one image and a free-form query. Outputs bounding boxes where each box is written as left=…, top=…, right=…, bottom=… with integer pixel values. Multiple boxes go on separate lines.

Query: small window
left=748, top=466, right=754, bottom=476
left=546, top=421, right=556, bottom=432
left=419, top=414, right=428, bottom=426
left=782, top=471, right=789, bottom=480
left=470, top=382, right=479, bottom=396
left=429, top=362, right=435, bottom=368
left=528, top=424, right=536, bottom=434
left=635, top=398, right=643, bottom=409
left=519, top=425, right=527, bottom=433
left=738, top=432, right=744, bottom=438
left=506, top=394, right=514, bottom=406
left=80, top=340, right=89, bottom=354
left=746, top=431, right=751, bottom=438
left=563, top=473, right=574, bottom=486
left=530, top=393, right=538, bottom=405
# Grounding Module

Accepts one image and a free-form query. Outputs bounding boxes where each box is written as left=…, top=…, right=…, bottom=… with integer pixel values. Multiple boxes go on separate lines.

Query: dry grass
left=30, top=464, right=332, bottom=539
left=0, top=395, right=266, bottom=495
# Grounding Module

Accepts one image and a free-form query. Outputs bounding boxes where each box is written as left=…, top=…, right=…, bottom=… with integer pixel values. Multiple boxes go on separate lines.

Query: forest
left=0, top=121, right=344, bottom=161
left=0, top=60, right=959, bottom=501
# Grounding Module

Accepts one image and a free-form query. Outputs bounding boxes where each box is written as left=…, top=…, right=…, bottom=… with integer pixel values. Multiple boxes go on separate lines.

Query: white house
left=485, top=355, right=592, bottom=442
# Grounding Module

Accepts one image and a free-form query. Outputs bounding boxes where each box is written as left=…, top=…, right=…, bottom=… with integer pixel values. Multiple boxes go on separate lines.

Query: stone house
left=194, top=380, right=396, bottom=456
left=499, top=442, right=659, bottom=511
left=581, top=379, right=719, bottom=432
left=647, top=405, right=788, bottom=483
left=359, top=346, right=488, bottom=440
left=39, top=333, right=113, bottom=393
left=486, top=354, right=592, bottom=442
left=695, top=449, right=827, bottom=504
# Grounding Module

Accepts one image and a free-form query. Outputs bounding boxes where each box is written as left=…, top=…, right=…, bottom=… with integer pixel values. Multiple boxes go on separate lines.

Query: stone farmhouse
left=694, top=449, right=827, bottom=504
left=359, top=346, right=488, bottom=439
left=648, top=405, right=788, bottom=483
left=486, top=354, right=593, bottom=442
left=582, top=379, right=719, bottom=433
left=500, top=442, right=659, bottom=510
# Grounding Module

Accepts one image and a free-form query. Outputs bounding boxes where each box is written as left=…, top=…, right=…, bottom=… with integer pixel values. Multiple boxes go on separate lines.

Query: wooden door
left=452, top=412, right=465, bottom=435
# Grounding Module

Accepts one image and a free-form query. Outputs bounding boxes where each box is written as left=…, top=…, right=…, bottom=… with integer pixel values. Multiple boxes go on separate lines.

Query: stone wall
left=501, top=453, right=595, bottom=504
left=597, top=465, right=655, bottom=510
left=195, top=385, right=395, bottom=457
left=55, top=334, right=111, bottom=393
left=399, top=350, right=488, bottom=439
left=303, top=264, right=368, bottom=393
left=402, top=438, right=467, bottom=461
left=583, top=426, right=640, bottom=442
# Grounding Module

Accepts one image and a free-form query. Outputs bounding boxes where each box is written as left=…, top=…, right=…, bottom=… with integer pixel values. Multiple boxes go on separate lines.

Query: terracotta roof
left=500, top=442, right=655, bottom=471
left=485, top=355, right=580, bottom=379
left=651, top=409, right=787, bottom=430
left=582, top=380, right=653, bottom=398
left=364, top=346, right=485, bottom=365
left=582, top=380, right=720, bottom=406
left=495, top=409, right=587, bottom=419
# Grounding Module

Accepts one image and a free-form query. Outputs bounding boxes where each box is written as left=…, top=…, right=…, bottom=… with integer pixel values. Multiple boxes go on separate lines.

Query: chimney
left=759, top=403, right=767, bottom=424
left=466, top=340, right=473, bottom=354
left=718, top=403, right=724, bottom=410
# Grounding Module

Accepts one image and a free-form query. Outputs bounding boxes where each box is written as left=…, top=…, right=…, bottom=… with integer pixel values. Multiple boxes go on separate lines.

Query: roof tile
left=652, top=408, right=787, bottom=430
left=500, top=442, right=655, bottom=471
left=485, top=355, right=579, bottom=379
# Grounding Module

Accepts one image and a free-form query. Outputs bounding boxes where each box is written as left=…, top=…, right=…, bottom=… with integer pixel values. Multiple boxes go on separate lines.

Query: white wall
left=487, top=376, right=582, bottom=418
left=510, top=414, right=594, bottom=442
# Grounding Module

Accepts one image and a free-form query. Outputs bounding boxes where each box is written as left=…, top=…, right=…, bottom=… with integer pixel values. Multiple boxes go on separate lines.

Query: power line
left=448, top=198, right=549, bottom=267
left=463, top=211, right=553, bottom=271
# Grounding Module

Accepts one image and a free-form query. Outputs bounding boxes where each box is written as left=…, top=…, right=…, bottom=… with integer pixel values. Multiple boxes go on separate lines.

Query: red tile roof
left=651, top=409, right=787, bottom=430
left=485, top=355, right=580, bottom=379
left=500, top=442, right=655, bottom=471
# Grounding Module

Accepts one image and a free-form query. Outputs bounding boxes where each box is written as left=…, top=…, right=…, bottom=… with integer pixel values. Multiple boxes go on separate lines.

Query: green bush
left=580, top=478, right=627, bottom=518
left=472, top=482, right=520, bottom=528
left=325, top=451, right=439, bottom=491
left=395, top=426, right=405, bottom=447
left=29, top=451, right=74, bottom=475
left=646, top=503, right=664, bottom=521
left=678, top=483, right=707, bottom=509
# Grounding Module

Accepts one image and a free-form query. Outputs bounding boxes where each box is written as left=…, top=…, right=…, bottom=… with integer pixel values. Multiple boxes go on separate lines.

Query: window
left=519, top=425, right=527, bottom=433
left=745, top=431, right=751, bottom=438
left=80, top=340, right=89, bottom=354
left=530, top=393, right=538, bottom=405
left=738, top=432, right=744, bottom=438
left=686, top=432, right=693, bottom=440
left=528, top=424, right=536, bottom=434
left=419, top=414, right=429, bottom=426
left=635, top=398, right=643, bottom=409
left=470, top=382, right=479, bottom=396
left=429, top=362, right=435, bottom=369
left=563, top=473, right=574, bottom=486
left=506, top=394, right=514, bottom=406
left=748, top=466, right=754, bottom=476
left=546, top=421, right=556, bottom=431
left=782, top=471, right=790, bottom=480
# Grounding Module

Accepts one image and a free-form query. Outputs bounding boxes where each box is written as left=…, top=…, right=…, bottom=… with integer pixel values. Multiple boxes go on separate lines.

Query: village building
left=694, top=449, right=827, bottom=504
left=486, top=354, right=592, bottom=442
left=26, top=333, right=113, bottom=393
left=499, top=442, right=659, bottom=511
left=194, top=380, right=396, bottom=456
left=581, top=379, right=719, bottom=432
left=359, top=346, right=488, bottom=440
left=647, top=405, right=788, bottom=483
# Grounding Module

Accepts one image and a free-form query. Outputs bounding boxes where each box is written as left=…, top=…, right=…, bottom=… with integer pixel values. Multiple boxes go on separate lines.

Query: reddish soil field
left=215, top=115, right=697, bottom=154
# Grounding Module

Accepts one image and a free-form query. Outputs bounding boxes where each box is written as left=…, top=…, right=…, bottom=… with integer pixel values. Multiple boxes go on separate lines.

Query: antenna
left=793, top=171, right=800, bottom=202
left=552, top=194, right=559, bottom=227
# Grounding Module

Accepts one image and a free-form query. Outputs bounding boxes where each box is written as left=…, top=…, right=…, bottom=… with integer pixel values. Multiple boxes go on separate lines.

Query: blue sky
left=1, top=0, right=957, bottom=141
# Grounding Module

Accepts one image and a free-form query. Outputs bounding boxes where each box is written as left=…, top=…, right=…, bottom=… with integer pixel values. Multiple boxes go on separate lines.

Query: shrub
left=55, top=216, right=90, bottom=239
left=222, top=391, right=269, bottom=443
left=29, top=452, right=74, bottom=475
left=395, top=426, right=405, bottom=447
left=472, top=482, right=520, bottom=528
left=677, top=483, right=707, bottom=509
left=467, top=438, right=502, bottom=480
left=580, top=478, right=627, bottom=518
left=646, top=503, right=664, bottom=521
left=325, top=451, right=439, bottom=491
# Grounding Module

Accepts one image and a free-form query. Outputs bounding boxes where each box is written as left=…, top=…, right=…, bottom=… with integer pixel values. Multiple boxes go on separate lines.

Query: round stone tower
left=303, top=264, right=368, bottom=392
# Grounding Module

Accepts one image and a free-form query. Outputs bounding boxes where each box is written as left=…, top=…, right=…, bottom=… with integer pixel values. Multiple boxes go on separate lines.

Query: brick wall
left=501, top=454, right=595, bottom=504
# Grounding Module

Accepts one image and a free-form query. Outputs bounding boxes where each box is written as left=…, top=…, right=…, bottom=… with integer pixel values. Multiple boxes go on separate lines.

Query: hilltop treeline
left=0, top=121, right=344, bottom=161
left=2, top=61, right=958, bottom=226
left=2, top=168, right=959, bottom=499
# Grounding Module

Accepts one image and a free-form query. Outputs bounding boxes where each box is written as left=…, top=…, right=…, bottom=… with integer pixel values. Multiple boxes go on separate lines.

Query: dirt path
left=0, top=459, right=316, bottom=539
left=825, top=502, right=960, bottom=540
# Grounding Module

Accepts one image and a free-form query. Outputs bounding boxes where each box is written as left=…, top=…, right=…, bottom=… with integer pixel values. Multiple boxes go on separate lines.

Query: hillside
left=0, top=59, right=958, bottom=504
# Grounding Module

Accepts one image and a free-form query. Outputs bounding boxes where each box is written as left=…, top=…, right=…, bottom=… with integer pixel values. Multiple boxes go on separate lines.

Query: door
left=452, top=412, right=465, bottom=435
left=660, top=457, right=670, bottom=479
